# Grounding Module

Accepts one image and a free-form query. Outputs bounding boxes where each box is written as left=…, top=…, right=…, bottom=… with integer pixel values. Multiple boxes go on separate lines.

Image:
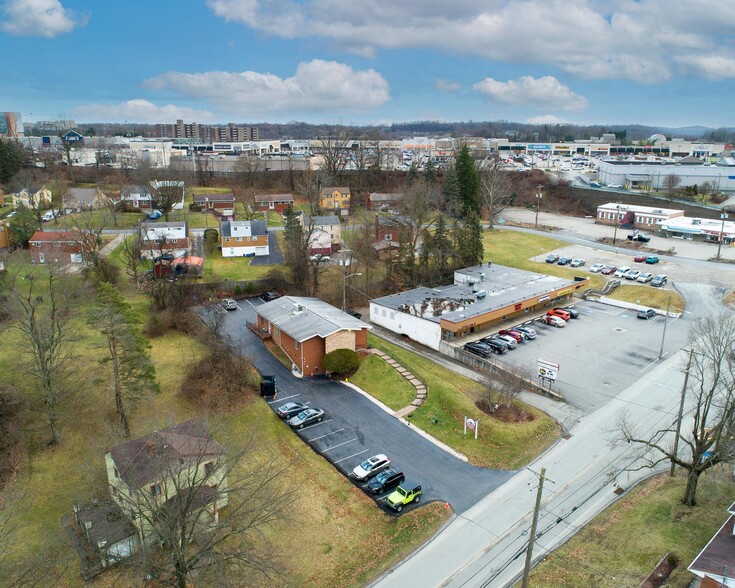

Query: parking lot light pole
left=716, top=213, right=728, bottom=260
left=343, top=272, right=362, bottom=312
left=534, top=185, right=543, bottom=229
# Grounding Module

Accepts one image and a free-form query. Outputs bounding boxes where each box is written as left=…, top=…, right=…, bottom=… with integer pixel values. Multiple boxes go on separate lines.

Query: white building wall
left=222, top=244, right=269, bottom=258
left=369, top=303, right=442, bottom=350
left=142, top=225, right=187, bottom=242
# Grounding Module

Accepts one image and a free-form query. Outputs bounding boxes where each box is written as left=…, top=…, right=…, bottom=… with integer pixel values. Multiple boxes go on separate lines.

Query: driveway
left=249, top=232, right=284, bottom=266
left=217, top=298, right=514, bottom=514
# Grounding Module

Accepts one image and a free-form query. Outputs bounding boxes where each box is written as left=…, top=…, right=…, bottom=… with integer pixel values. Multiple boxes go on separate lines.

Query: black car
left=276, top=401, right=308, bottom=419
left=651, top=275, right=668, bottom=287
left=627, top=234, right=651, bottom=243
left=557, top=257, right=572, bottom=266
left=545, top=254, right=559, bottom=263
left=483, top=338, right=508, bottom=354
left=464, top=342, right=493, bottom=358
left=637, top=309, right=657, bottom=320
left=261, top=291, right=280, bottom=302
left=367, top=467, right=405, bottom=494
left=558, top=306, right=580, bottom=319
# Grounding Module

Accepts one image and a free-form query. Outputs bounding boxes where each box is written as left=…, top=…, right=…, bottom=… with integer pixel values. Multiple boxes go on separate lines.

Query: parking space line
left=334, top=449, right=369, bottom=463
left=307, top=428, right=345, bottom=442
left=322, top=438, right=358, bottom=453
left=300, top=419, right=333, bottom=431
left=268, top=393, right=300, bottom=404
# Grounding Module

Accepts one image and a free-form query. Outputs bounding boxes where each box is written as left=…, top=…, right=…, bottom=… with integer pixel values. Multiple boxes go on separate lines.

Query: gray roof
left=107, top=420, right=225, bottom=489
left=256, top=193, right=293, bottom=202
left=255, top=296, right=370, bottom=342
left=141, top=221, right=188, bottom=230
left=303, top=215, right=340, bottom=227
left=66, top=188, right=98, bottom=203
left=369, top=193, right=402, bottom=202
left=75, top=500, right=136, bottom=547
left=371, top=264, right=582, bottom=325
left=193, top=192, right=234, bottom=203
left=220, top=219, right=267, bottom=238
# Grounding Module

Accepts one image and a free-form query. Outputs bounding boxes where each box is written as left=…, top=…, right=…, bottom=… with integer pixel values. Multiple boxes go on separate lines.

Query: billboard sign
left=537, top=358, right=559, bottom=381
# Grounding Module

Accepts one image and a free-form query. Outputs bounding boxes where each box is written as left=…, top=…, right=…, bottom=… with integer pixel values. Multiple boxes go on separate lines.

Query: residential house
left=320, top=186, right=351, bottom=216
left=302, top=214, right=341, bottom=255
left=0, top=220, right=14, bottom=249
left=64, top=187, right=108, bottom=212
left=29, top=230, right=91, bottom=264
left=150, top=180, right=185, bottom=210
left=193, top=193, right=235, bottom=218
left=254, top=296, right=371, bottom=377
left=13, top=186, right=52, bottom=210
left=366, top=193, right=402, bottom=210
left=219, top=220, right=269, bottom=257
left=255, top=193, right=294, bottom=212
left=119, top=185, right=152, bottom=211
left=139, top=221, right=190, bottom=259
left=72, top=420, right=229, bottom=567
left=689, top=502, right=735, bottom=587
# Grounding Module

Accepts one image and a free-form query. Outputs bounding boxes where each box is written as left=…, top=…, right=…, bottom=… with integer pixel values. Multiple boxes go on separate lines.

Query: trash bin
left=260, top=375, right=276, bottom=398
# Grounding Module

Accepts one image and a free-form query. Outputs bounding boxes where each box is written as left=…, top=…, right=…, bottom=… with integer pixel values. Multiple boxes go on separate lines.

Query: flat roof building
left=369, top=263, right=588, bottom=350
left=596, top=202, right=685, bottom=229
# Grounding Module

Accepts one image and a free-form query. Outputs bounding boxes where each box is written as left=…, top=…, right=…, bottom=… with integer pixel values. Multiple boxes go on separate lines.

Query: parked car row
left=463, top=324, right=538, bottom=357
left=276, top=402, right=326, bottom=429
left=545, top=254, right=585, bottom=267
left=541, top=306, right=580, bottom=328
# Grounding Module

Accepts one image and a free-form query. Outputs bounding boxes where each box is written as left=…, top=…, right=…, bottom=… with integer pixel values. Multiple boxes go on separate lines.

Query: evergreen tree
left=88, top=282, right=158, bottom=437
left=424, top=158, right=437, bottom=183
left=430, top=215, right=453, bottom=282
left=0, top=139, right=24, bottom=184
left=454, top=145, right=481, bottom=217
left=282, top=206, right=309, bottom=293
left=465, top=210, right=484, bottom=266
left=442, top=167, right=461, bottom=217
left=406, top=162, right=419, bottom=186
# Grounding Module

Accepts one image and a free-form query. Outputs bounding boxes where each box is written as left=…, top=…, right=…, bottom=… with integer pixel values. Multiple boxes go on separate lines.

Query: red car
left=547, top=308, right=571, bottom=321
left=498, top=329, right=524, bottom=343
left=601, top=266, right=617, bottom=275
left=634, top=255, right=646, bottom=263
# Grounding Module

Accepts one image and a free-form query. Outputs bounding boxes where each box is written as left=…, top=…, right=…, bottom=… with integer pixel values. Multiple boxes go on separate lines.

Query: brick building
left=193, top=193, right=235, bottom=217
left=254, top=297, right=370, bottom=377
left=219, top=220, right=268, bottom=257
left=29, top=230, right=89, bottom=264
left=255, top=193, right=294, bottom=212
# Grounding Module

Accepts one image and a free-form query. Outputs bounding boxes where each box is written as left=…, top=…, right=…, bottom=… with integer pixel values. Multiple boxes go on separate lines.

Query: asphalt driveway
left=249, top=232, right=284, bottom=266
left=216, top=298, right=514, bottom=514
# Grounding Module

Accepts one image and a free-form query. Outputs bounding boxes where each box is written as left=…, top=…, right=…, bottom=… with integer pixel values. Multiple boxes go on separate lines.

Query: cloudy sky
left=2, top=0, right=734, bottom=127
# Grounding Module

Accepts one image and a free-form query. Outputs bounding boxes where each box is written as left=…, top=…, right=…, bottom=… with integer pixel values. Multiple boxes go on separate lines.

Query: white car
left=309, top=254, right=330, bottom=263
left=221, top=298, right=238, bottom=311
left=624, top=269, right=641, bottom=280
left=570, top=258, right=585, bottom=268
left=614, top=266, right=631, bottom=278
left=637, top=273, right=653, bottom=283
left=589, top=263, right=605, bottom=273
left=607, top=183, right=624, bottom=189
left=352, top=454, right=391, bottom=481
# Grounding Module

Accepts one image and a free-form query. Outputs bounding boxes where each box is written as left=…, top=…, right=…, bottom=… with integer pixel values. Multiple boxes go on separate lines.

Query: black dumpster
left=260, top=375, right=276, bottom=398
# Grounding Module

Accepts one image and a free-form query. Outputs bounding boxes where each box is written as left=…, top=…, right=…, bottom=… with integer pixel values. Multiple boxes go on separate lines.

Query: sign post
left=463, top=416, right=479, bottom=440
left=537, top=358, right=560, bottom=392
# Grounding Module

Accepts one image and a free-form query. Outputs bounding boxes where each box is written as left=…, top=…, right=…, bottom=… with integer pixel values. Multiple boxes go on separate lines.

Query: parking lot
left=461, top=299, right=691, bottom=413
left=216, top=298, right=514, bottom=514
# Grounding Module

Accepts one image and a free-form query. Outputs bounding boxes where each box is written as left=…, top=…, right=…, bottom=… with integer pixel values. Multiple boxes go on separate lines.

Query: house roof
left=321, top=186, right=350, bottom=195
left=30, top=230, right=78, bottom=242
left=141, top=221, right=188, bottom=230
left=66, top=188, right=99, bottom=203
left=75, top=500, right=137, bottom=547
left=107, top=419, right=225, bottom=489
left=120, top=185, right=150, bottom=196
left=255, top=193, right=294, bottom=202
left=255, top=296, right=370, bottom=343
left=689, top=514, right=735, bottom=586
left=220, top=220, right=267, bottom=238
left=193, top=193, right=234, bottom=203
left=369, top=193, right=402, bottom=202
left=303, top=215, right=340, bottom=227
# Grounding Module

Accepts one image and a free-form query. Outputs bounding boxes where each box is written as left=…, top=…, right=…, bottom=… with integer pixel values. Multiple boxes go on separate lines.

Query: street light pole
left=716, top=213, right=728, bottom=260
left=534, top=185, right=543, bottom=229
left=343, top=271, right=362, bottom=312
left=658, top=294, right=672, bottom=360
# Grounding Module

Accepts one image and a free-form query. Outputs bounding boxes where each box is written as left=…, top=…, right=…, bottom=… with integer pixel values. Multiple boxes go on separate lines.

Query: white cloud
left=72, top=100, right=215, bottom=123
left=143, top=60, right=390, bottom=116
left=207, top=0, right=735, bottom=83
left=474, top=76, right=588, bottom=111
left=674, top=54, right=735, bottom=80
left=434, top=79, right=460, bottom=92
left=0, top=0, right=87, bottom=37
left=526, top=114, right=569, bottom=125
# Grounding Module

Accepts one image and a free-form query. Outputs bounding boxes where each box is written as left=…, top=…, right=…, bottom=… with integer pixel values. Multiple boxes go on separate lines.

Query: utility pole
left=658, top=294, right=672, bottom=360
left=716, top=213, right=728, bottom=260
left=522, top=467, right=552, bottom=588
left=534, top=185, right=543, bottom=229
left=612, top=201, right=621, bottom=245
left=670, top=348, right=693, bottom=477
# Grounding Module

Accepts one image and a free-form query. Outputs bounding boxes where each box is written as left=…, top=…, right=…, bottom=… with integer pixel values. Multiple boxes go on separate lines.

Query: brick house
left=596, top=202, right=684, bottom=229
left=302, top=214, right=341, bottom=254
left=139, top=221, right=190, bottom=260
left=119, top=185, right=152, bottom=211
left=254, top=296, right=371, bottom=377
left=320, top=187, right=351, bottom=216
left=193, top=193, right=235, bottom=217
left=366, top=193, right=402, bottom=210
left=688, top=502, right=735, bottom=587
left=219, top=220, right=269, bottom=257
left=255, top=193, right=294, bottom=212
left=29, top=230, right=90, bottom=264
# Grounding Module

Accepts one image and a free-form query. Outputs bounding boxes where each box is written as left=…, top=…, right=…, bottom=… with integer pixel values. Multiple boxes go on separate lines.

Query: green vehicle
left=385, top=481, right=422, bottom=512
left=645, top=256, right=660, bottom=264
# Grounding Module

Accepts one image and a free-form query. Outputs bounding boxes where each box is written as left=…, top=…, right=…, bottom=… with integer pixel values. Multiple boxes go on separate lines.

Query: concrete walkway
left=368, top=348, right=428, bottom=418
left=99, top=233, right=124, bottom=257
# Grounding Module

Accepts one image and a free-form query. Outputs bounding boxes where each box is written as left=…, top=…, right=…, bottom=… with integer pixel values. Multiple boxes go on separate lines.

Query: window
left=390, top=312, right=395, bottom=320
left=381, top=308, right=387, bottom=317
left=294, top=340, right=299, bottom=350
left=236, top=237, right=242, bottom=242
left=204, top=461, right=214, bottom=476
left=598, top=212, right=604, bottom=219
left=151, top=483, right=162, bottom=496
left=637, top=216, right=643, bottom=223
left=384, top=233, right=392, bottom=241
left=608, top=213, right=614, bottom=219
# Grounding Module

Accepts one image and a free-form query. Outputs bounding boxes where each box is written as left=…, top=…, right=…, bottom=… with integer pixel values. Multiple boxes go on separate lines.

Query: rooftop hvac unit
left=692, top=219, right=701, bottom=225
left=480, top=272, right=485, bottom=281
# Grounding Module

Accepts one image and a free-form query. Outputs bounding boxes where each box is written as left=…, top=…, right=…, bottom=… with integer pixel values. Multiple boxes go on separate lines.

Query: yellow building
left=0, top=220, right=13, bottom=249
left=320, top=186, right=351, bottom=215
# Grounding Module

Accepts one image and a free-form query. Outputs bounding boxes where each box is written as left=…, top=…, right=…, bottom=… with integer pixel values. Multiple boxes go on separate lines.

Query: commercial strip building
left=254, top=296, right=370, bottom=377
left=369, top=264, right=588, bottom=350
left=596, top=159, right=735, bottom=192
left=596, top=202, right=685, bottom=229
left=658, top=216, right=735, bottom=245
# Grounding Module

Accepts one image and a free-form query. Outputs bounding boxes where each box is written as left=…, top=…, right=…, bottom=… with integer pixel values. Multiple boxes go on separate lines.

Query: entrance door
left=39, top=252, right=45, bottom=263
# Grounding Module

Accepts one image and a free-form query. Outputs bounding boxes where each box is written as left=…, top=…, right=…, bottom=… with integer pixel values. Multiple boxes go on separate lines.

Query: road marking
left=334, top=448, right=369, bottom=463
left=268, top=393, right=300, bottom=404
left=299, top=418, right=332, bottom=430
left=307, top=428, right=345, bottom=442
left=322, top=437, right=356, bottom=452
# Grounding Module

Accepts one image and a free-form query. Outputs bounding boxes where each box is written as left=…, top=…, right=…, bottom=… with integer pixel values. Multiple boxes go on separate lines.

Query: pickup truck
left=627, top=234, right=651, bottom=243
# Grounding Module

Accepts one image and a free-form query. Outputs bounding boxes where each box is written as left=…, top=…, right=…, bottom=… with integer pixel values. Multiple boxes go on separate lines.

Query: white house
left=139, top=221, right=190, bottom=259
left=219, top=220, right=269, bottom=257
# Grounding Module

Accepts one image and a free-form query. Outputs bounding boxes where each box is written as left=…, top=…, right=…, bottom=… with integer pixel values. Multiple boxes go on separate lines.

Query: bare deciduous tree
left=151, top=181, right=185, bottom=221
left=296, top=167, right=323, bottom=215
left=617, top=313, right=735, bottom=506
left=663, top=174, right=682, bottom=201
left=120, top=232, right=145, bottom=285
left=12, top=268, right=75, bottom=445
left=478, top=157, right=514, bottom=229
left=315, top=129, right=351, bottom=182
left=234, top=154, right=265, bottom=190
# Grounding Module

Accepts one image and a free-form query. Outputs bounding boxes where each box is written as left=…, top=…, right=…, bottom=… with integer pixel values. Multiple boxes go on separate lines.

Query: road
left=370, top=346, right=694, bottom=588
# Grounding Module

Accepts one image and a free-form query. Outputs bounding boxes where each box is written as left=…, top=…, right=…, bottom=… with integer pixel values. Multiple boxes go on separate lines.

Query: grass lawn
left=607, top=283, right=686, bottom=313
left=203, top=249, right=274, bottom=281
left=526, top=470, right=735, bottom=588
left=52, top=209, right=145, bottom=229
left=367, top=334, right=559, bottom=469
left=351, top=354, right=417, bottom=411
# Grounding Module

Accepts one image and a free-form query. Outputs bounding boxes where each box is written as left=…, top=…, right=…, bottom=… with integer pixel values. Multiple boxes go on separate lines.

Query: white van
left=42, top=210, right=60, bottom=222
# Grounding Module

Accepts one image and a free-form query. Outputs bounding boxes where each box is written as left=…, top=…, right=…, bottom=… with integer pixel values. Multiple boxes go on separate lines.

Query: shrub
left=245, top=281, right=254, bottom=295
left=189, top=203, right=203, bottom=212
left=234, top=284, right=243, bottom=296
left=323, top=349, right=359, bottom=374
